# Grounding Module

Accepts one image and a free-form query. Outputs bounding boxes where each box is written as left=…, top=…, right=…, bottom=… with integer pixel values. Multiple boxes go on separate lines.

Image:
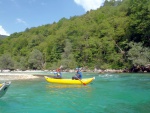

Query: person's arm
left=76, top=72, right=79, bottom=77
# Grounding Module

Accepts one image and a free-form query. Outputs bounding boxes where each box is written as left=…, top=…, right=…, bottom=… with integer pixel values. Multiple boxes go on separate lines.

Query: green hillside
left=0, top=35, right=7, bottom=39
left=0, top=0, right=149, bottom=71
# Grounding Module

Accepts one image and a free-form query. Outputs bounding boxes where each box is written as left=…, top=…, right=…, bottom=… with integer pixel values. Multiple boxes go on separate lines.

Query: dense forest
left=0, top=0, right=150, bottom=72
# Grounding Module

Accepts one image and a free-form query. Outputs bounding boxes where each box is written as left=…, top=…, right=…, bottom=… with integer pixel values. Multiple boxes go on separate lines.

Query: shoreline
left=0, top=68, right=150, bottom=81
left=0, top=73, right=40, bottom=81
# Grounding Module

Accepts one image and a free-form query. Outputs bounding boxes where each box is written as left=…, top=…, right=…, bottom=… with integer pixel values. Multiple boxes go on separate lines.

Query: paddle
left=78, top=78, right=86, bottom=86
left=76, top=76, right=86, bottom=86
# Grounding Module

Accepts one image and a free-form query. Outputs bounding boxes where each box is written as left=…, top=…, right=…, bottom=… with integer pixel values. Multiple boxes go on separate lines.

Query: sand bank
left=0, top=73, right=40, bottom=80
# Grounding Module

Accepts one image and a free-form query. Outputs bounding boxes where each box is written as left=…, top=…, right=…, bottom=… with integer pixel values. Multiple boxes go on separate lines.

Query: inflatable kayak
left=0, top=81, right=11, bottom=98
left=44, top=76, right=95, bottom=85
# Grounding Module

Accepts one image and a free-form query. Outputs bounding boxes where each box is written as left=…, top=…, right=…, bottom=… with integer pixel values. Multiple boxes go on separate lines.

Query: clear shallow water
left=0, top=73, right=150, bottom=113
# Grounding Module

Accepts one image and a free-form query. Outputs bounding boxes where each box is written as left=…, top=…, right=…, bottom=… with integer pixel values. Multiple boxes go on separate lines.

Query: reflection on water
left=45, top=83, right=93, bottom=94
left=46, top=84, right=87, bottom=89
left=44, top=83, right=94, bottom=100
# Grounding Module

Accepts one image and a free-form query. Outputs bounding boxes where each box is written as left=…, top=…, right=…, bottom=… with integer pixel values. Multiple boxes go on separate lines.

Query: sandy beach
left=0, top=74, right=40, bottom=81
left=0, top=71, right=42, bottom=80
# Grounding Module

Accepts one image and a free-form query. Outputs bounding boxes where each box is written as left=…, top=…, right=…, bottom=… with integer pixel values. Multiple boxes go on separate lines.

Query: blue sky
left=0, top=0, right=105, bottom=36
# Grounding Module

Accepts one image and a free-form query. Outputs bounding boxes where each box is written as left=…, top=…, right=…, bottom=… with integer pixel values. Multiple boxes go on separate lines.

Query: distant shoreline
left=0, top=74, right=40, bottom=81
left=0, top=69, right=117, bottom=81
left=0, top=68, right=149, bottom=81
left=0, top=71, right=42, bottom=80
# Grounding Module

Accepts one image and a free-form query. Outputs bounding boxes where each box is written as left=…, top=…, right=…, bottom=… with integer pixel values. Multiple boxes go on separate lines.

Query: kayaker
left=72, top=68, right=82, bottom=80
left=54, top=66, right=62, bottom=79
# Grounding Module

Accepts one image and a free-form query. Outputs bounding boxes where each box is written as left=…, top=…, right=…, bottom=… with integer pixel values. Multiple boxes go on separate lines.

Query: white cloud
left=16, top=18, right=28, bottom=26
left=74, top=0, right=105, bottom=11
left=0, top=26, right=10, bottom=36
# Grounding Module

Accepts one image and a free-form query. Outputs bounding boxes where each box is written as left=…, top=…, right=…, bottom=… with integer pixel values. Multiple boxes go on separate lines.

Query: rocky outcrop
left=123, top=64, right=150, bottom=73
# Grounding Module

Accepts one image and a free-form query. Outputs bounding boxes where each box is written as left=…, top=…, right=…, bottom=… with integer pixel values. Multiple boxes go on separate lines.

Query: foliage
left=0, top=35, right=7, bottom=39
left=0, top=54, right=14, bottom=70
left=61, top=39, right=77, bottom=69
left=127, top=0, right=150, bottom=47
left=28, top=49, right=44, bottom=70
left=127, top=42, right=150, bottom=66
left=0, top=0, right=149, bottom=70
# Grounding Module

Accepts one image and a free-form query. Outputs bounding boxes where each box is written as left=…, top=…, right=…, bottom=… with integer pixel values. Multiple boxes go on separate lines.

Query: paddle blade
left=83, top=83, right=86, bottom=86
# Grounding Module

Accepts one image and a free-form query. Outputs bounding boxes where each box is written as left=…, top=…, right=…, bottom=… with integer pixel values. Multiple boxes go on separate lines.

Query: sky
left=0, top=0, right=106, bottom=36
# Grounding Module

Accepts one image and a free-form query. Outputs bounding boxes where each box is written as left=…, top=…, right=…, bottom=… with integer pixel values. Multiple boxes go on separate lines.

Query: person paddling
left=72, top=68, right=82, bottom=80
left=53, top=65, right=63, bottom=79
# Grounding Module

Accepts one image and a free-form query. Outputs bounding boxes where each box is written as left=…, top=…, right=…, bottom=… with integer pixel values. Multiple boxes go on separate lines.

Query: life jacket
left=56, top=68, right=60, bottom=72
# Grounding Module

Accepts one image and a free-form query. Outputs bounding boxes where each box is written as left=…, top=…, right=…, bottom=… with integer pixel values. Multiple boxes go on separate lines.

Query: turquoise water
left=0, top=73, right=150, bottom=113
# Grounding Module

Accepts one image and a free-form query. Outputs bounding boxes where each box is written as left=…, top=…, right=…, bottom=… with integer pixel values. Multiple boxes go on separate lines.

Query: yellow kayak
left=44, top=76, right=95, bottom=85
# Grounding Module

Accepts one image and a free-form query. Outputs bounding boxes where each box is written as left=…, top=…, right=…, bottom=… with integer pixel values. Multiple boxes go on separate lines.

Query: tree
left=127, top=0, right=150, bottom=46
left=61, top=39, right=77, bottom=69
left=14, top=57, right=28, bottom=71
left=0, top=54, right=14, bottom=71
left=127, top=42, right=150, bottom=66
left=28, top=49, right=44, bottom=70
